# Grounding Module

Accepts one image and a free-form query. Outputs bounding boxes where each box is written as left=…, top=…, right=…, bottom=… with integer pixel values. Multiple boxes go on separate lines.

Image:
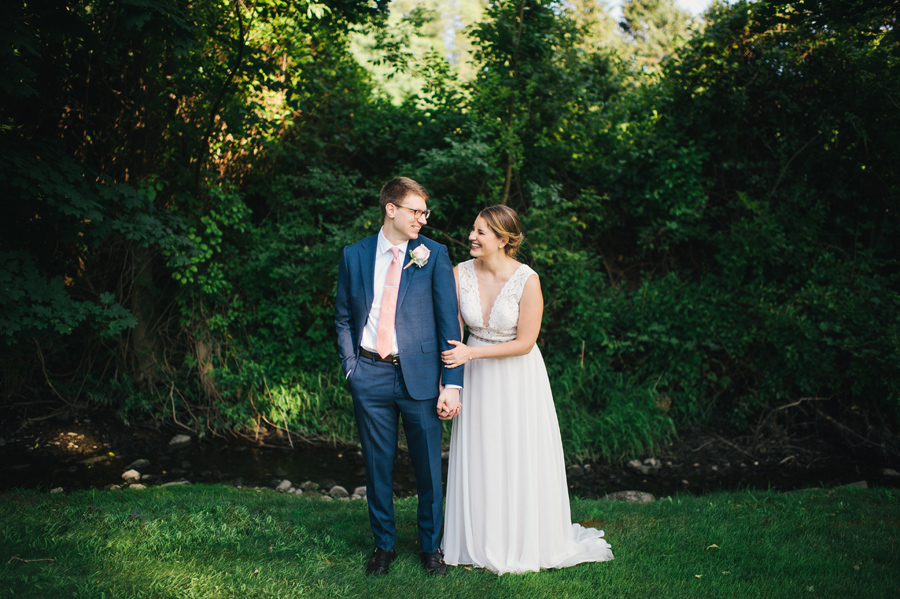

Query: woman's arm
left=454, top=265, right=465, bottom=339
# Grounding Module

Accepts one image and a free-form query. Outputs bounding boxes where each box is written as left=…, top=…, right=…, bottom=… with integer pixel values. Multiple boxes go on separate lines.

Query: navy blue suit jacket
left=335, top=233, right=463, bottom=399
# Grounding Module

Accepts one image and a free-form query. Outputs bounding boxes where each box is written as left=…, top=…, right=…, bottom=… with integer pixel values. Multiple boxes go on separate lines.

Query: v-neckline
left=471, top=260, right=523, bottom=328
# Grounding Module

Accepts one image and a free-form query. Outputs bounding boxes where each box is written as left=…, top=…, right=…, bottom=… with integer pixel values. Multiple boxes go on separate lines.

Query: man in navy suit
left=335, top=177, right=462, bottom=576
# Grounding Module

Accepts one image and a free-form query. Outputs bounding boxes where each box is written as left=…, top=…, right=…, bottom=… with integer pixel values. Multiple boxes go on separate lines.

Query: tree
left=570, top=0, right=900, bottom=424
left=349, top=0, right=486, bottom=102
left=0, top=0, right=386, bottom=415
left=464, top=0, right=621, bottom=205
left=619, top=0, right=694, bottom=72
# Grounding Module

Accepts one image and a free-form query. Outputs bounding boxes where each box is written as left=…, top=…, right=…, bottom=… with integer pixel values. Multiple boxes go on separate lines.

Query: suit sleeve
left=334, top=247, right=357, bottom=376
left=432, top=244, right=464, bottom=388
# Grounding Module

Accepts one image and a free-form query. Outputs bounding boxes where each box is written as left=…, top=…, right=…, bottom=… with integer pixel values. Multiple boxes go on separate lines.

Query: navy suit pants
left=348, top=353, right=444, bottom=553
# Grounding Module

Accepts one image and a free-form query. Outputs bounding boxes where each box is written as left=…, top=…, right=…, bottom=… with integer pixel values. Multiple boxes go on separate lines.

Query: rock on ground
left=169, top=434, right=191, bottom=448
left=122, top=469, right=141, bottom=482
left=604, top=490, right=656, bottom=503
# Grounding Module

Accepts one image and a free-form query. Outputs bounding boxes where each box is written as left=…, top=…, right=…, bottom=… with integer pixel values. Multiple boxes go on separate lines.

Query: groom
left=335, top=177, right=462, bottom=576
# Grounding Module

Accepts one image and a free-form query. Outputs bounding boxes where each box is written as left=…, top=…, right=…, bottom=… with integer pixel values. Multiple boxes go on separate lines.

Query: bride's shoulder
left=513, top=261, right=538, bottom=279
left=455, top=259, right=476, bottom=278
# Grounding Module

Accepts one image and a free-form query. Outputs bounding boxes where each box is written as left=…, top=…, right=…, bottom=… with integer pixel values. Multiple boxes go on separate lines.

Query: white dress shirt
left=360, top=228, right=408, bottom=355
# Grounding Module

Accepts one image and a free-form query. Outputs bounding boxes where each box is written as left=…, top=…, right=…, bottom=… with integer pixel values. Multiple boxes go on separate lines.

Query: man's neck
left=381, top=225, right=410, bottom=247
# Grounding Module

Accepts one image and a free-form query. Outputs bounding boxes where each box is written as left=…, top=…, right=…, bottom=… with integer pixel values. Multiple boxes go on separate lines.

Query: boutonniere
left=404, top=245, right=430, bottom=269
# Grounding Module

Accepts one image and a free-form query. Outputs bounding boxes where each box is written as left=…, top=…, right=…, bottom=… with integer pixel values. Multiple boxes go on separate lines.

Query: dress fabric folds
left=441, top=260, right=613, bottom=575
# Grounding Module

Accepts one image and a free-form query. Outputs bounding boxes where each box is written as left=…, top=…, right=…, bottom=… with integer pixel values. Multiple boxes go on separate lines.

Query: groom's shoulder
left=344, top=234, right=377, bottom=254
left=416, top=234, right=446, bottom=252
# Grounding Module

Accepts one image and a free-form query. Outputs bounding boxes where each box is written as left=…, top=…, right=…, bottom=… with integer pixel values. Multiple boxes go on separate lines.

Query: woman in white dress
left=438, top=205, right=613, bottom=575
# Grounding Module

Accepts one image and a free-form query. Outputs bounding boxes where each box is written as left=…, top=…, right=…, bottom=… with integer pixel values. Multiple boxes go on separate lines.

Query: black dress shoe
left=420, top=550, right=448, bottom=576
left=366, top=547, right=396, bottom=576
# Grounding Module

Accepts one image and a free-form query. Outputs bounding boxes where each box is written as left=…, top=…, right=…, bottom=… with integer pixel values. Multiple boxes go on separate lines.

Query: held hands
left=442, top=340, right=473, bottom=369
left=437, top=340, right=470, bottom=418
left=436, top=386, right=461, bottom=421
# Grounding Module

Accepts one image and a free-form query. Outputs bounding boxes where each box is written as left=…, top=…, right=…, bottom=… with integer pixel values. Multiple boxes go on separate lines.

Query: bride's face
left=468, top=216, right=505, bottom=258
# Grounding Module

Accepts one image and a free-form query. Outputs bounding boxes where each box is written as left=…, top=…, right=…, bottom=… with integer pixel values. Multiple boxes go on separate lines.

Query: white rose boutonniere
left=404, top=245, right=430, bottom=269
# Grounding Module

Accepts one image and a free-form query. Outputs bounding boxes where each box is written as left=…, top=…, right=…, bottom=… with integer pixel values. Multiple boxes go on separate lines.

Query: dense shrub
left=3, top=0, right=898, bottom=461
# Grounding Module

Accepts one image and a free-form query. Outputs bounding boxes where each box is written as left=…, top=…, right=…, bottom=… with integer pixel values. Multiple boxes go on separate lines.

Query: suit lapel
left=358, top=235, right=377, bottom=310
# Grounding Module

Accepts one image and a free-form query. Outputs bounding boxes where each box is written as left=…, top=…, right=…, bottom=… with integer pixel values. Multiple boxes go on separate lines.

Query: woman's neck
left=477, top=254, right=515, bottom=277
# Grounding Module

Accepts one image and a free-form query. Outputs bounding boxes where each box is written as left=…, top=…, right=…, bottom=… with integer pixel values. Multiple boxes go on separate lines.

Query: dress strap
left=502, top=264, right=536, bottom=304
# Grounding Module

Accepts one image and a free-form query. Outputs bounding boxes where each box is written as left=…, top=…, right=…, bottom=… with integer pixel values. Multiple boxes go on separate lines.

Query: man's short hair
left=380, top=177, right=429, bottom=218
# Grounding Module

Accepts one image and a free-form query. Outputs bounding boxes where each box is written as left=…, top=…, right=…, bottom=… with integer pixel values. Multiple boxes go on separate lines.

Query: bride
left=438, top=205, right=613, bottom=575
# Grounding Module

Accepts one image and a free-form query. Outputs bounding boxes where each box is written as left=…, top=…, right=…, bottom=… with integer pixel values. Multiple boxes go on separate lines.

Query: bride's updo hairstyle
left=479, top=205, right=524, bottom=258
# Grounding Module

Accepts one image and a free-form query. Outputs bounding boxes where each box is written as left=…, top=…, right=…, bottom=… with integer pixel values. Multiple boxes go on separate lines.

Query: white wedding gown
left=441, top=260, right=613, bottom=575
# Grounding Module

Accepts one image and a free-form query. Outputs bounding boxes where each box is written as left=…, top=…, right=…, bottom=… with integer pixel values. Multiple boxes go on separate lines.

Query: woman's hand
left=436, top=386, right=461, bottom=420
left=442, top=340, right=473, bottom=369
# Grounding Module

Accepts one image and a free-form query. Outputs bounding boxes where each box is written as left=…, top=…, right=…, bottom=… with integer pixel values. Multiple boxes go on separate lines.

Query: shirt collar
left=377, top=228, right=410, bottom=256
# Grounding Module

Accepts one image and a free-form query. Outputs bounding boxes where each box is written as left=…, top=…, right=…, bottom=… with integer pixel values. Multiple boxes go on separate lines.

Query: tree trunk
left=128, top=244, right=160, bottom=389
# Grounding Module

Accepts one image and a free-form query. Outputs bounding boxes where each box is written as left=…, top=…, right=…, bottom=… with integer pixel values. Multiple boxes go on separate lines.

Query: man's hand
left=437, top=386, right=461, bottom=420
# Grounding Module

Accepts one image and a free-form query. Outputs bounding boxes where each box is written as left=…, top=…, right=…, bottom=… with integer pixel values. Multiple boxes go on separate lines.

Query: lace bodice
left=458, top=259, right=537, bottom=344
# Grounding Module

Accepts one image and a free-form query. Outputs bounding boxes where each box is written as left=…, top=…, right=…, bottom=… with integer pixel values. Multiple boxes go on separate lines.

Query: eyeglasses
left=391, top=204, right=431, bottom=220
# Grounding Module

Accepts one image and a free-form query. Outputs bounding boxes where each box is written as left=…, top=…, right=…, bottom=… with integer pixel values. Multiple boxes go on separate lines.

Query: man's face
left=385, top=192, right=428, bottom=243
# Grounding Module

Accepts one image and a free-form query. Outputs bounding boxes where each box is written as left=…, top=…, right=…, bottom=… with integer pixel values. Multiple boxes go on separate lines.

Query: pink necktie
left=376, top=247, right=401, bottom=358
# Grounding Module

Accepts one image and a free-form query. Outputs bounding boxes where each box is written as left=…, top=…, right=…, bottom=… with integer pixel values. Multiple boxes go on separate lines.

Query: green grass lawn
left=0, top=485, right=897, bottom=598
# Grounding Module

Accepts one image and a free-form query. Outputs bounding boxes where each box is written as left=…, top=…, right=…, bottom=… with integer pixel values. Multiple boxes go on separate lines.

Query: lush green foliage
left=0, top=485, right=897, bottom=598
left=606, top=0, right=900, bottom=423
left=2, top=0, right=898, bottom=460
left=620, top=0, right=695, bottom=72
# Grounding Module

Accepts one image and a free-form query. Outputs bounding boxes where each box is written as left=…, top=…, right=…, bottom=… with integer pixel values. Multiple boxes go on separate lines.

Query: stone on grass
left=836, top=480, right=868, bottom=490
left=353, top=486, right=367, bottom=498
left=300, top=481, right=318, bottom=493
left=129, top=484, right=147, bottom=490
left=275, top=479, right=293, bottom=493
left=50, top=487, right=64, bottom=494
left=604, top=490, right=656, bottom=504
left=329, top=485, right=349, bottom=498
